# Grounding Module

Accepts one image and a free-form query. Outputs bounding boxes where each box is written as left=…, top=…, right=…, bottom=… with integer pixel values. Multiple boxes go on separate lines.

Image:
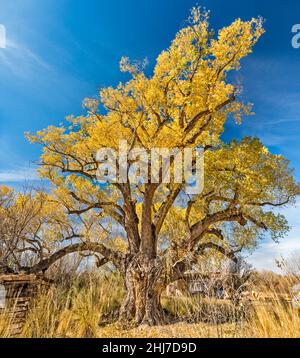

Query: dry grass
left=0, top=272, right=123, bottom=338
left=1, top=271, right=300, bottom=338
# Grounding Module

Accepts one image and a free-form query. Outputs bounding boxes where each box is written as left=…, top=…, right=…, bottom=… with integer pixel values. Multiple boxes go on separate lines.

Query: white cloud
left=0, top=24, right=6, bottom=48
left=258, top=133, right=298, bottom=147
left=247, top=202, right=300, bottom=272
left=0, top=38, right=50, bottom=78
left=0, top=168, right=39, bottom=183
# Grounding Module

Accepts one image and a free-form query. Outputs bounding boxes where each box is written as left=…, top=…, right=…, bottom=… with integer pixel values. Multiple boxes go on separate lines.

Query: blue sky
left=0, top=0, right=300, bottom=271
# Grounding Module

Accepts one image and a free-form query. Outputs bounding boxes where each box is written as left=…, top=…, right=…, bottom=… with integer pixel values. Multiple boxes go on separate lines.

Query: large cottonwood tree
left=26, top=9, right=299, bottom=325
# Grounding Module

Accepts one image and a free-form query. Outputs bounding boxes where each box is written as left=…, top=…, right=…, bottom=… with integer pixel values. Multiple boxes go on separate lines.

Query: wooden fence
left=0, top=274, right=52, bottom=335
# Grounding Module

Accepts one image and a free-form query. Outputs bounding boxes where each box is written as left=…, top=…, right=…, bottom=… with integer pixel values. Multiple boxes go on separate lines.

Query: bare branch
left=24, top=242, right=124, bottom=274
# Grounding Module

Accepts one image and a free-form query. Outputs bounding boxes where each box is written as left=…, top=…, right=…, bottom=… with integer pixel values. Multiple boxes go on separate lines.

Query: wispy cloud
left=0, top=168, right=39, bottom=183
left=0, top=38, right=50, bottom=78
left=263, top=118, right=300, bottom=125
left=258, top=133, right=299, bottom=146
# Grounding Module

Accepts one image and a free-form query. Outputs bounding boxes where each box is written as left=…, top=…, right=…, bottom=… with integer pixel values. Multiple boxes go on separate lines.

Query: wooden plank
left=0, top=274, right=37, bottom=282
left=0, top=312, right=27, bottom=320
left=5, top=296, right=31, bottom=302
left=0, top=306, right=28, bottom=314
left=0, top=274, right=52, bottom=335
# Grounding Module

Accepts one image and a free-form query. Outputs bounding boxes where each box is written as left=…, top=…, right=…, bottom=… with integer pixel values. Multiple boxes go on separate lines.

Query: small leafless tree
left=0, top=186, right=113, bottom=276
left=226, top=258, right=253, bottom=303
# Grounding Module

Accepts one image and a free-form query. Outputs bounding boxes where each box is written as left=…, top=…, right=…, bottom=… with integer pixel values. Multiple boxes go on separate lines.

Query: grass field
left=1, top=271, right=299, bottom=338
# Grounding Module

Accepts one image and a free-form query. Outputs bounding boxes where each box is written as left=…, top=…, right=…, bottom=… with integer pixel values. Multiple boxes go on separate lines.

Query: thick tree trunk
left=119, top=253, right=165, bottom=326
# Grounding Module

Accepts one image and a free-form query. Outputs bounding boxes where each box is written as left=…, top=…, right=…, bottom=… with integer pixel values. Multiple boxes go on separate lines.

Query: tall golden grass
left=0, top=271, right=300, bottom=338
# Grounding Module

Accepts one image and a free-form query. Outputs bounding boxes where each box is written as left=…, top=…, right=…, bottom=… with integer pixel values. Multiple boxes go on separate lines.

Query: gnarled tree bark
left=119, top=253, right=165, bottom=326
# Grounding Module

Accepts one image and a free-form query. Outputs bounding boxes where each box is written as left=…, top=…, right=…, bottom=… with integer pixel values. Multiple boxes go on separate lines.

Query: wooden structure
left=185, top=271, right=227, bottom=297
left=166, top=271, right=238, bottom=299
left=0, top=274, right=52, bottom=335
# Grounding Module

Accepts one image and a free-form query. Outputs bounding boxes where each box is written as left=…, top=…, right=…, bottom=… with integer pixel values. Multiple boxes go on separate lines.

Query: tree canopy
left=18, top=8, right=300, bottom=325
